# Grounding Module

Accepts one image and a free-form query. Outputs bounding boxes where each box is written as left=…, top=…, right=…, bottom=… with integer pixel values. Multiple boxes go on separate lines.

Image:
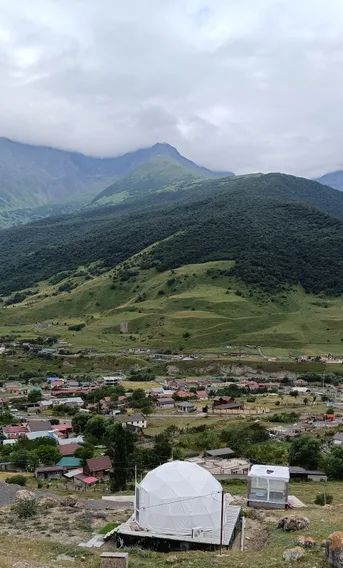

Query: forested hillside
left=0, top=173, right=342, bottom=296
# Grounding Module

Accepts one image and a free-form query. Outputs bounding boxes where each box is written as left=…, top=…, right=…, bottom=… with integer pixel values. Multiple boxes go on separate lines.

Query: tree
left=72, top=412, right=90, bottom=435
left=36, top=445, right=60, bottom=466
left=85, top=415, right=107, bottom=444
left=27, top=450, right=40, bottom=471
left=75, top=443, right=95, bottom=464
left=27, top=390, right=42, bottom=403
left=130, top=389, right=152, bottom=413
left=288, top=435, right=321, bottom=470
left=324, top=447, right=343, bottom=480
left=106, top=423, right=135, bottom=491
left=10, top=449, right=29, bottom=469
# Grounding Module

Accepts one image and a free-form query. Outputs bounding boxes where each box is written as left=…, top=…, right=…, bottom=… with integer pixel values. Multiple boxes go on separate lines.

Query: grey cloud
left=0, top=0, right=342, bottom=176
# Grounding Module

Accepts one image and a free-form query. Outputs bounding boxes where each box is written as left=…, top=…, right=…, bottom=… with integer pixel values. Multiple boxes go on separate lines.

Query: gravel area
left=0, top=482, right=21, bottom=505
left=78, top=498, right=133, bottom=510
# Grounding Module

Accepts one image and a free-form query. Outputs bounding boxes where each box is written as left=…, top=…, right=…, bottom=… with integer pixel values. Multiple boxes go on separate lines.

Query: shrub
left=13, top=498, right=38, bottom=518
left=314, top=493, right=333, bottom=506
left=68, top=323, right=86, bottom=331
left=6, top=475, right=27, bottom=486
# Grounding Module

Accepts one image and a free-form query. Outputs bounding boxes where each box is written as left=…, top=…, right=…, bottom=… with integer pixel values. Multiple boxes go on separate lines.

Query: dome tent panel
left=135, top=461, right=223, bottom=536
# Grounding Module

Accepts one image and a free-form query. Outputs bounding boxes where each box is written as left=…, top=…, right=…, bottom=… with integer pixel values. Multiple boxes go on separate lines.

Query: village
left=0, top=359, right=341, bottom=568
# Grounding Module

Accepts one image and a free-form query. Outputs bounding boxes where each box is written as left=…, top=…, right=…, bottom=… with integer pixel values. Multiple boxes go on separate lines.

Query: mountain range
left=0, top=171, right=342, bottom=297
left=0, top=138, right=232, bottom=226
left=316, top=170, right=343, bottom=191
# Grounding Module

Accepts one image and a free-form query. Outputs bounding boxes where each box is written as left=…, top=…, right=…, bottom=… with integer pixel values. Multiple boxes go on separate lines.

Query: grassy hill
left=0, top=172, right=342, bottom=296
left=1, top=259, right=343, bottom=354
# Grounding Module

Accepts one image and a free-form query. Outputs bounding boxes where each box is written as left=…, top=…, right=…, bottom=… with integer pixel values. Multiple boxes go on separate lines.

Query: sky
left=0, top=0, right=343, bottom=177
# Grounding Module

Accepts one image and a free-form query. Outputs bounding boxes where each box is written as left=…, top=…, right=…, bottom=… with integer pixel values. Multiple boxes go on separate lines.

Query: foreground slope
left=0, top=173, right=342, bottom=297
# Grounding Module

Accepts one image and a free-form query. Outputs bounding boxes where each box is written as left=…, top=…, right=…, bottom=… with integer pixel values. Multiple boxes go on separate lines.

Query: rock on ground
left=325, top=531, right=343, bottom=568
left=15, top=490, right=35, bottom=501
left=282, top=547, right=305, bottom=561
left=37, top=495, right=60, bottom=508
left=296, top=535, right=316, bottom=548
left=61, top=495, right=78, bottom=507
left=277, top=516, right=310, bottom=531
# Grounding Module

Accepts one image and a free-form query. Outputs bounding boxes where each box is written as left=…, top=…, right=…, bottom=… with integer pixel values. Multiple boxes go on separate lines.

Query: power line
left=139, top=490, right=222, bottom=511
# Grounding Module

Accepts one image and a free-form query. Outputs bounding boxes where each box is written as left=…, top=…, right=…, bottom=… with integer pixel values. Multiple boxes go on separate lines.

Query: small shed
left=289, top=466, right=327, bottom=482
left=248, top=464, right=289, bottom=509
left=176, top=402, right=196, bottom=414
left=35, top=465, right=63, bottom=481
left=204, top=448, right=235, bottom=459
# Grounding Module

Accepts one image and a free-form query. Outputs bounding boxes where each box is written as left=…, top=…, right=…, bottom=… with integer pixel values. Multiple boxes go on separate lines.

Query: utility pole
left=219, top=490, right=225, bottom=555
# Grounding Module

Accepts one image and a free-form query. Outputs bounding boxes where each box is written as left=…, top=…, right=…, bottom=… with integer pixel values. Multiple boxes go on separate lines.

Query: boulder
left=278, top=516, right=310, bottom=532
left=166, top=556, right=178, bottom=564
left=282, top=547, right=305, bottom=561
left=296, top=535, right=316, bottom=548
left=61, top=495, right=78, bottom=507
left=15, top=489, right=35, bottom=501
left=325, top=531, right=343, bottom=568
left=38, top=495, right=60, bottom=508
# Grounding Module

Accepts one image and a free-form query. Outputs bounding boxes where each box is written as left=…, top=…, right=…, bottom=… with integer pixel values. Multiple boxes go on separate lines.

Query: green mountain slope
left=0, top=139, right=231, bottom=224
left=1, top=260, right=343, bottom=354
left=0, top=173, right=342, bottom=297
left=91, top=155, right=213, bottom=206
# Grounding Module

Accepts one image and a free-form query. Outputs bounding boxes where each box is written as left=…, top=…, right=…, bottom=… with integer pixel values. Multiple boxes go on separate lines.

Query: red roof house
left=2, top=425, right=27, bottom=439
left=59, top=443, right=81, bottom=457
left=84, top=455, right=112, bottom=479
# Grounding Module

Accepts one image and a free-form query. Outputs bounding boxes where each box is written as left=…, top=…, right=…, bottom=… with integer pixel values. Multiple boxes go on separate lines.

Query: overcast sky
left=0, top=0, right=343, bottom=177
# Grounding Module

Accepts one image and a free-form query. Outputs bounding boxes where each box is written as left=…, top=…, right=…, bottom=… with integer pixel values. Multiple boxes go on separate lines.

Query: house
left=56, top=457, right=82, bottom=471
left=52, top=422, right=73, bottom=438
left=35, top=465, right=63, bottom=481
left=212, top=402, right=244, bottom=415
left=333, top=432, right=343, bottom=446
left=27, top=420, right=52, bottom=433
left=103, top=376, right=123, bottom=386
left=156, top=397, right=175, bottom=409
left=2, top=425, right=27, bottom=440
left=58, top=435, right=84, bottom=446
left=26, top=431, right=55, bottom=441
left=115, top=413, right=147, bottom=429
left=213, top=396, right=235, bottom=407
left=174, top=390, right=193, bottom=399
left=289, top=466, right=327, bottom=482
left=4, top=382, right=27, bottom=395
left=247, top=465, right=289, bottom=509
left=204, top=447, right=235, bottom=459
left=59, top=443, right=81, bottom=457
left=84, top=455, right=112, bottom=480
left=196, top=390, right=208, bottom=400
left=40, top=397, right=84, bottom=409
left=176, top=402, right=196, bottom=414
left=73, top=473, right=98, bottom=488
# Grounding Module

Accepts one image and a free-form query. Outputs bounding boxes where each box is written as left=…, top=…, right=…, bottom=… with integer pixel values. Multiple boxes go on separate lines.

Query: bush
left=6, top=475, right=27, bottom=486
left=314, top=492, right=333, bottom=506
left=13, top=498, right=38, bottom=518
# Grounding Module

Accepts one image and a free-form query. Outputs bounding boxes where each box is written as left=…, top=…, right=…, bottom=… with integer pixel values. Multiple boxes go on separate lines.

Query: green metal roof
left=57, top=457, right=82, bottom=467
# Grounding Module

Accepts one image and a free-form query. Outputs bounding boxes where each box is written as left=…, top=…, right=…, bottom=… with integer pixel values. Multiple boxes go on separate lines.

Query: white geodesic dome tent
left=135, top=461, right=223, bottom=536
